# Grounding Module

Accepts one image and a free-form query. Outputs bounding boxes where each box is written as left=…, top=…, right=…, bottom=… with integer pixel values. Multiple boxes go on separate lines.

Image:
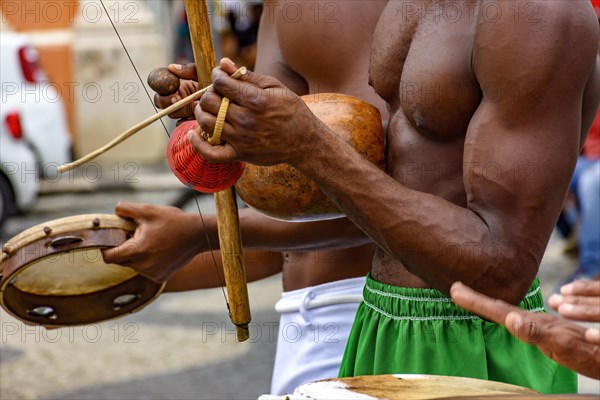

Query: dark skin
left=103, top=1, right=388, bottom=291
left=193, top=0, right=600, bottom=304
left=451, top=279, right=600, bottom=380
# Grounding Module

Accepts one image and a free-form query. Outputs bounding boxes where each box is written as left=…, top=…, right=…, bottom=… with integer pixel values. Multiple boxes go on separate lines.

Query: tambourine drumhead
left=291, top=375, right=537, bottom=400
left=0, top=214, right=165, bottom=326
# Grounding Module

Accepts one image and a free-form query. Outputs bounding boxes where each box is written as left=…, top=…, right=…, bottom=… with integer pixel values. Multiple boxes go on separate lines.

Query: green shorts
left=338, top=274, right=577, bottom=394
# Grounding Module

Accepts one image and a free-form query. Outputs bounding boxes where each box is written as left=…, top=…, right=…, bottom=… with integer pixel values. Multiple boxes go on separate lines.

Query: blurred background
left=0, top=0, right=598, bottom=399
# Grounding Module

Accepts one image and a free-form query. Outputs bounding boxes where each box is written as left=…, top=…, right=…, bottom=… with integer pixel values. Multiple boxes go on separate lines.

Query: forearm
left=165, top=249, right=283, bottom=292
left=190, top=205, right=370, bottom=253
left=237, top=208, right=371, bottom=251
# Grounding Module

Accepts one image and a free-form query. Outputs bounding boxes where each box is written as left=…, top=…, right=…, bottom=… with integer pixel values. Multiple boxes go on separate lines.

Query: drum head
left=0, top=214, right=165, bottom=326
left=292, top=375, right=538, bottom=400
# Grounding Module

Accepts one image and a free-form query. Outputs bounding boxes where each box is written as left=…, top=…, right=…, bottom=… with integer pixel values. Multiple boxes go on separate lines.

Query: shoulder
left=474, top=0, right=598, bottom=65
left=475, top=0, right=598, bottom=33
left=473, top=0, right=598, bottom=101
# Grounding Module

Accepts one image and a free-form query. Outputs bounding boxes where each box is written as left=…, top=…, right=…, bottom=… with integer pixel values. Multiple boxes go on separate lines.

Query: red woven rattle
left=167, top=119, right=245, bottom=193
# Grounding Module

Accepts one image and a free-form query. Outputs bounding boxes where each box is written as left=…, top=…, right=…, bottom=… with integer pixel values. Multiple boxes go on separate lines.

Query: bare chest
left=371, top=1, right=482, bottom=139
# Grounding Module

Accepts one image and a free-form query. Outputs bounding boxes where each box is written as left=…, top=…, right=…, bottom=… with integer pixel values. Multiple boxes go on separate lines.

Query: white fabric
left=269, top=276, right=366, bottom=396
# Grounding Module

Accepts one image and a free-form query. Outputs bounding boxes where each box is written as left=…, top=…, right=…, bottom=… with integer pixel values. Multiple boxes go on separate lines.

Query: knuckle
left=102, top=252, right=114, bottom=263
left=237, top=112, right=257, bottom=130
left=198, top=114, right=213, bottom=130
left=555, top=333, right=578, bottom=350
left=201, top=148, right=218, bottom=162
left=250, top=95, right=265, bottom=109
left=522, top=321, right=541, bottom=341
left=212, top=76, right=226, bottom=91
left=139, top=204, right=154, bottom=217
left=199, top=95, right=209, bottom=109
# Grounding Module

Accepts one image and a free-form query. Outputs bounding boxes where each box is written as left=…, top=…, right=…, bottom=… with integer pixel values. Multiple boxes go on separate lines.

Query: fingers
left=548, top=280, right=600, bottom=322
left=198, top=89, right=223, bottom=115
left=585, top=328, right=600, bottom=344
left=503, top=311, right=550, bottom=344
left=105, top=200, right=148, bottom=264
left=547, top=293, right=561, bottom=311
left=198, top=89, right=247, bottom=131
left=188, top=130, right=239, bottom=162
left=450, top=282, right=552, bottom=345
left=450, top=282, right=514, bottom=325
left=194, top=97, right=244, bottom=148
left=154, top=79, right=200, bottom=119
left=168, top=63, right=198, bottom=80
left=452, top=280, right=600, bottom=379
left=556, top=302, right=600, bottom=322
left=561, top=279, right=600, bottom=296
left=210, top=61, right=283, bottom=109
left=505, top=312, right=600, bottom=380
left=549, top=293, right=600, bottom=307
left=114, top=201, right=150, bottom=222
left=219, top=57, right=238, bottom=75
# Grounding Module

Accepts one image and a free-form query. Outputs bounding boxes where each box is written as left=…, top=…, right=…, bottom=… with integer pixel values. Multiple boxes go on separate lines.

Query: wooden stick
left=185, top=0, right=251, bottom=342
left=57, top=67, right=246, bottom=174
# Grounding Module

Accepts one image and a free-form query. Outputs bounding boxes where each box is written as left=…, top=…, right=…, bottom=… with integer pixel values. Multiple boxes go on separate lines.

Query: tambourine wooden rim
left=0, top=214, right=165, bottom=327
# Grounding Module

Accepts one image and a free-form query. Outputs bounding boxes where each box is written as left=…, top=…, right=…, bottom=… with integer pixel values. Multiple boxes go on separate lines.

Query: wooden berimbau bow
left=183, top=0, right=251, bottom=342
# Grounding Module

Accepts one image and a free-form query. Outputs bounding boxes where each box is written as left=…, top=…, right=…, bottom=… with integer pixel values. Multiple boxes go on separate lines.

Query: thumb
left=169, top=63, right=198, bottom=81
left=102, top=238, right=140, bottom=265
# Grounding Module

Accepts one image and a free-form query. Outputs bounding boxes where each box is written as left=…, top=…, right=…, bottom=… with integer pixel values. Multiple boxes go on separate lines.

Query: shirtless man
left=192, top=0, right=600, bottom=394
left=103, top=1, right=387, bottom=394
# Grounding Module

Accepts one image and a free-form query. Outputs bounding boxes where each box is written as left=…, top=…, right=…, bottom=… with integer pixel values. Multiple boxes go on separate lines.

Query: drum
left=444, top=396, right=597, bottom=399
left=0, top=214, right=165, bottom=326
left=288, top=375, right=538, bottom=400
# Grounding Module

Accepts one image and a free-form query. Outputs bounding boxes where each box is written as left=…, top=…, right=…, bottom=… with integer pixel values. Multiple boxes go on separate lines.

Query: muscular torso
left=256, top=0, right=388, bottom=291
left=369, top=0, right=598, bottom=288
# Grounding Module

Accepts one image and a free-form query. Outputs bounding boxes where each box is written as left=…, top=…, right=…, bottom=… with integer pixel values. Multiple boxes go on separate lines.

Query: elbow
left=470, top=244, right=540, bottom=305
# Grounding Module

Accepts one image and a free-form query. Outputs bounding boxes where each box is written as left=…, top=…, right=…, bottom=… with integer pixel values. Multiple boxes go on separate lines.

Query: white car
left=0, top=107, right=39, bottom=228
left=1, top=31, right=72, bottom=229
left=1, top=31, right=72, bottom=174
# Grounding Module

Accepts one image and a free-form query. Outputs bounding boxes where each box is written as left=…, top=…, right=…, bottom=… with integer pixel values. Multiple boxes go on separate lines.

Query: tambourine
left=0, top=214, right=165, bottom=326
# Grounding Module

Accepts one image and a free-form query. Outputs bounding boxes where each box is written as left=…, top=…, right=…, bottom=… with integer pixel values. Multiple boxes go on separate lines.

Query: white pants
left=269, top=276, right=365, bottom=395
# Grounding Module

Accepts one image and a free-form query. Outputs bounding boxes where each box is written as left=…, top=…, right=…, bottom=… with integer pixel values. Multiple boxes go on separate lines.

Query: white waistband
left=274, top=276, right=366, bottom=313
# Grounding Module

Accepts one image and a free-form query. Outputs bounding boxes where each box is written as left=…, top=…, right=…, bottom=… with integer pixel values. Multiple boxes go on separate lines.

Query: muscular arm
left=195, top=3, right=599, bottom=303
left=296, top=4, right=598, bottom=303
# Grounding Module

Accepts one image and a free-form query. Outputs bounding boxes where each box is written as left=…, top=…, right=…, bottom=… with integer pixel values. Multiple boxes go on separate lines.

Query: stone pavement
left=0, top=165, right=598, bottom=399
